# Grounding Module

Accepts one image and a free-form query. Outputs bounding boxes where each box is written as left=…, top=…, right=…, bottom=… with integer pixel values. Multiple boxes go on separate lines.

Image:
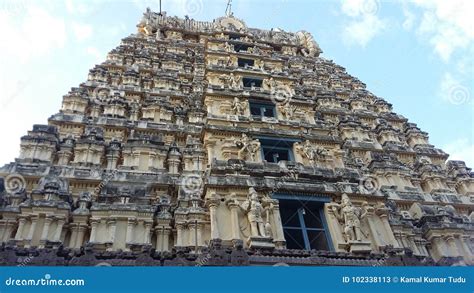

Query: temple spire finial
left=225, top=0, right=233, bottom=17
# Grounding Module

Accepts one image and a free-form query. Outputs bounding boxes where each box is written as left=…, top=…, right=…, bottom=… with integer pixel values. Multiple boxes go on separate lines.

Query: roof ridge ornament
left=225, top=0, right=233, bottom=17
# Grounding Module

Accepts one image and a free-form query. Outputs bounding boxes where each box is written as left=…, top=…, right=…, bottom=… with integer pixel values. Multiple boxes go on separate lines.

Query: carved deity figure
left=332, top=194, right=362, bottom=242
left=228, top=73, right=242, bottom=89
left=279, top=102, right=297, bottom=120
left=240, top=187, right=266, bottom=237
left=236, top=134, right=260, bottom=161
left=264, top=77, right=277, bottom=90
left=224, top=42, right=234, bottom=52
left=255, top=59, right=264, bottom=70
left=231, top=97, right=247, bottom=116
left=300, top=140, right=327, bottom=165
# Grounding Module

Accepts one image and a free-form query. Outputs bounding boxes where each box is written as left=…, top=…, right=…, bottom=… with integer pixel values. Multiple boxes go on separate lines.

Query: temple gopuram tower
left=0, top=8, right=472, bottom=266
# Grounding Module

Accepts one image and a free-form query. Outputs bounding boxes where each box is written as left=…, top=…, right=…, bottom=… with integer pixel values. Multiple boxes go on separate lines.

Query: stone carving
left=279, top=102, right=297, bottom=120
left=228, top=73, right=242, bottom=89
left=231, top=97, right=247, bottom=116
left=264, top=77, right=277, bottom=90
left=0, top=7, right=472, bottom=267
left=236, top=134, right=260, bottom=162
left=297, top=140, right=328, bottom=166
left=239, top=188, right=266, bottom=237
left=296, top=31, right=322, bottom=57
left=331, top=194, right=362, bottom=242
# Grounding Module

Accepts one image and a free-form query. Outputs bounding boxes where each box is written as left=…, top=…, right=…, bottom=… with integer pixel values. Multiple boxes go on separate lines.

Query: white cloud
left=340, top=0, right=386, bottom=47
left=0, top=6, right=66, bottom=63
left=443, top=138, right=474, bottom=168
left=404, top=0, right=474, bottom=62
left=72, top=22, right=93, bottom=42
left=342, top=14, right=386, bottom=47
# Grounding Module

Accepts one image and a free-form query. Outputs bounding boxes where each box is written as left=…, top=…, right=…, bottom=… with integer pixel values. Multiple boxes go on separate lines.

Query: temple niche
left=326, top=194, right=398, bottom=254
left=0, top=8, right=472, bottom=266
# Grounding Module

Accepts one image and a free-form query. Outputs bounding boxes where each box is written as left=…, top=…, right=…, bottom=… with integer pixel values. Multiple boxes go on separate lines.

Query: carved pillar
left=196, top=222, right=203, bottom=246
left=53, top=219, right=65, bottom=242
left=144, top=222, right=152, bottom=244
left=75, top=226, right=86, bottom=248
left=126, top=219, right=136, bottom=244
left=26, top=216, right=38, bottom=241
left=407, top=235, right=421, bottom=255
left=108, top=219, right=117, bottom=243
left=155, top=226, right=171, bottom=251
left=227, top=201, right=240, bottom=240
left=1, top=220, right=14, bottom=242
left=40, top=217, right=53, bottom=241
left=270, top=202, right=286, bottom=248
left=15, top=218, right=26, bottom=240
left=432, top=236, right=447, bottom=258
left=378, top=213, right=399, bottom=247
left=208, top=198, right=220, bottom=240
left=189, top=221, right=197, bottom=248
left=89, top=219, right=99, bottom=243
left=363, top=206, right=383, bottom=249
left=175, top=223, right=184, bottom=247
left=445, top=235, right=460, bottom=257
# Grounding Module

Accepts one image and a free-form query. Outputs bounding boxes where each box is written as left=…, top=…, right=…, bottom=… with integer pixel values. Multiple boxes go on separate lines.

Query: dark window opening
left=278, top=198, right=331, bottom=251
left=243, top=77, right=263, bottom=88
left=238, top=58, right=255, bottom=68
left=234, top=43, right=250, bottom=52
left=228, top=34, right=241, bottom=40
left=259, top=138, right=294, bottom=163
left=249, top=101, right=275, bottom=118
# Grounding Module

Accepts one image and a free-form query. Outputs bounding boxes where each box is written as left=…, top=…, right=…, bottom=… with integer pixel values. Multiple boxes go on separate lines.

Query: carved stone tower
left=0, top=8, right=472, bottom=266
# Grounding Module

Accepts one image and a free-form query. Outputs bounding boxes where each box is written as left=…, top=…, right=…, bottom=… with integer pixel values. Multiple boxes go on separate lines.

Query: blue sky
left=0, top=0, right=472, bottom=167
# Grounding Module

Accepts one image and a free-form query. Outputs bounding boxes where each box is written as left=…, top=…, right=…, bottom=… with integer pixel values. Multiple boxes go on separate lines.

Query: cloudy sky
left=0, top=0, right=472, bottom=167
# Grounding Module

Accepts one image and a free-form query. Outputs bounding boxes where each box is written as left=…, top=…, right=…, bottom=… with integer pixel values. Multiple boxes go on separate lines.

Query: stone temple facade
left=0, top=9, right=473, bottom=267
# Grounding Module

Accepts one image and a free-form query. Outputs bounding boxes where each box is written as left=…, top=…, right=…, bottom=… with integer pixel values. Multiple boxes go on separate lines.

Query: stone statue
left=236, top=134, right=260, bottom=161
left=332, top=194, right=362, bottom=242
left=300, top=140, right=327, bottom=165
left=296, top=31, right=322, bottom=57
left=228, top=73, right=242, bottom=89
left=255, top=59, right=264, bottom=70
left=231, top=97, right=247, bottom=116
left=224, top=42, right=234, bottom=52
left=264, top=77, right=277, bottom=90
left=279, top=102, right=297, bottom=120
left=240, top=187, right=266, bottom=237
